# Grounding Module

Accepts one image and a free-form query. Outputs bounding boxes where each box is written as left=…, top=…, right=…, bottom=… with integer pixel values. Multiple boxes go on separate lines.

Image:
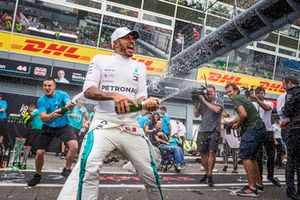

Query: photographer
left=282, top=75, right=300, bottom=200
left=225, top=83, right=266, bottom=197
left=193, top=85, right=224, bottom=187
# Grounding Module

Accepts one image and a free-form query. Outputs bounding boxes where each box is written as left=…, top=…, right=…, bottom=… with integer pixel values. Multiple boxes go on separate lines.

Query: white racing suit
left=57, top=113, right=163, bottom=200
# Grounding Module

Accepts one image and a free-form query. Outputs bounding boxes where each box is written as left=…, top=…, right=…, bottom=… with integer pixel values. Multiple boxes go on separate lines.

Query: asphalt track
left=0, top=170, right=287, bottom=200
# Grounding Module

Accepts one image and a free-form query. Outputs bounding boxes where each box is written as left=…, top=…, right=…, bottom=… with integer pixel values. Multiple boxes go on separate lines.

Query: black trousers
left=257, top=131, right=275, bottom=179
left=275, top=138, right=285, bottom=167
left=285, top=128, right=300, bottom=191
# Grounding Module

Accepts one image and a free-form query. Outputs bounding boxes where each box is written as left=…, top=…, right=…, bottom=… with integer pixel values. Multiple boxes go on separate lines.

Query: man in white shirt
left=251, top=86, right=281, bottom=188
left=276, top=92, right=289, bottom=141
left=58, top=27, right=162, bottom=200
left=176, top=119, right=186, bottom=139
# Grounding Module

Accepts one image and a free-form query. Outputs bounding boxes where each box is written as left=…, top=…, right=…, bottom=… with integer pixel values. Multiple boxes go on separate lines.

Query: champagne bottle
left=59, top=102, right=75, bottom=115
left=115, top=100, right=143, bottom=113
left=59, top=107, right=69, bottom=115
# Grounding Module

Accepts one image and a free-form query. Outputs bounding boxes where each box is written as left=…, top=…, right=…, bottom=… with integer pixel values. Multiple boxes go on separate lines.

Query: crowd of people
left=0, top=26, right=299, bottom=200
left=222, top=76, right=300, bottom=199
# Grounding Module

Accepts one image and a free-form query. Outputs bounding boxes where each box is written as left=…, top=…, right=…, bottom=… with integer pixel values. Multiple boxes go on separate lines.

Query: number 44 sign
left=16, top=65, right=29, bottom=72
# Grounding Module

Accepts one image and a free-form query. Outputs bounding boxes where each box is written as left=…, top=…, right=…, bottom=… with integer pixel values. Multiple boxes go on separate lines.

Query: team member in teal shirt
left=28, top=78, right=78, bottom=187
left=160, top=106, right=171, bottom=135
left=68, top=98, right=89, bottom=150
left=25, top=104, right=43, bottom=157
left=68, top=98, right=89, bottom=133
left=0, top=93, right=7, bottom=148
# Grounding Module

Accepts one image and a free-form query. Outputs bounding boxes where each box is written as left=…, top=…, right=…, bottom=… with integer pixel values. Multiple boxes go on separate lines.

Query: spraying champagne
left=59, top=92, right=84, bottom=115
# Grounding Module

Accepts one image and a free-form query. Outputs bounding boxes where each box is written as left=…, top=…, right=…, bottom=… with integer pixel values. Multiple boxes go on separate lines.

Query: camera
left=241, top=86, right=254, bottom=98
left=224, top=123, right=232, bottom=134
left=191, top=86, right=207, bottom=103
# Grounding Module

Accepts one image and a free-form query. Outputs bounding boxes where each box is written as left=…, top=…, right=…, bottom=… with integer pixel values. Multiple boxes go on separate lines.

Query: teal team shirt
left=68, top=105, right=88, bottom=130
left=37, top=90, right=70, bottom=128
left=168, top=137, right=180, bottom=147
left=31, top=109, right=43, bottom=130
left=0, top=100, right=7, bottom=119
left=89, top=111, right=95, bottom=121
left=136, top=115, right=150, bottom=129
left=162, top=113, right=171, bottom=135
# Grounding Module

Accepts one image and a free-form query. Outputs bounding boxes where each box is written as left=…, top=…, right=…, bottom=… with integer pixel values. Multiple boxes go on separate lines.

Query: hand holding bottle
left=52, top=109, right=63, bottom=117
left=66, top=101, right=76, bottom=110
left=142, top=97, right=161, bottom=111
left=112, top=93, right=138, bottom=114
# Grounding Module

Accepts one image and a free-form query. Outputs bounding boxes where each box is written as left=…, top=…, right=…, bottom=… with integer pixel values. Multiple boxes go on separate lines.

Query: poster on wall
left=0, top=59, right=51, bottom=80
left=52, top=67, right=87, bottom=85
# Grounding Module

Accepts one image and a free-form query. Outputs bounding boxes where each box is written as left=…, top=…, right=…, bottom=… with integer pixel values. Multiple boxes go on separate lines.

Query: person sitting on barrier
left=153, top=121, right=184, bottom=171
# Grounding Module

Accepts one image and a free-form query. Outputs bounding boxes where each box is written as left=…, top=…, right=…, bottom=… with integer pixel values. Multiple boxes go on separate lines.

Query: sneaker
left=174, top=165, right=181, bottom=173
left=256, top=183, right=264, bottom=192
left=200, top=165, right=205, bottom=171
left=112, top=157, right=119, bottom=162
left=199, top=174, right=207, bottom=183
left=103, top=158, right=113, bottom=164
left=267, top=176, right=282, bottom=188
left=207, top=176, right=214, bottom=187
left=60, top=153, right=66, bottom=160
left=223, top=165, right=228, bottom=172
left=232, top=169, right=239, bottom=173
left=236, top=185, right=258, bottom=197
left=61, top=168, right=72, bottom=178
left=212, top=168, right=218, bottom=173
left=28, top=173, right=41, bottom=187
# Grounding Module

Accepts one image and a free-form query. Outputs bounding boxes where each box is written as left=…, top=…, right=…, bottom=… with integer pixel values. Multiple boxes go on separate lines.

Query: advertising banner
left=197, top=67, right=285, bottom=95
left=0, top=58, right=51, bottom=80
left=0, top=32, right=168, bottom=76
left=52, top=67, right=86, bottom=85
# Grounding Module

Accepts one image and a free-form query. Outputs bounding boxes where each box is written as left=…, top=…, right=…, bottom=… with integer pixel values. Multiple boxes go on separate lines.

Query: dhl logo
left=17, top=40, right=163, bottom=72
left=259, top=81, right=285, bottom=93
left=17, top=39, right=90, bottom=61
left=206, top=72, right=285, bottom=93
left=207, top=72, right=243, bottom=86
left=131, top=57, right=163, bottom=72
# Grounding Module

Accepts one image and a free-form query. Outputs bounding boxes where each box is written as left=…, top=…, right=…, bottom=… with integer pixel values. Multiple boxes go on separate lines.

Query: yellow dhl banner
left=197, top=67, right=285, bottom=95
left=0, top=32, right=167, bottom=75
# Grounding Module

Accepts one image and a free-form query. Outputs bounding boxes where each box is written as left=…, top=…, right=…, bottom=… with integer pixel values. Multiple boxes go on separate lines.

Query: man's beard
left=119, top=41, right=128, bottom=57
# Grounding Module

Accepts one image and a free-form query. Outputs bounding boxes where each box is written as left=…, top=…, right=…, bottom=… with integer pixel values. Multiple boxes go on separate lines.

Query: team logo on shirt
left=133, top=67, right=139, bottom=81
left=101, top=85, right=137, bottom=93
left=104, top=73, right=114, bottom=78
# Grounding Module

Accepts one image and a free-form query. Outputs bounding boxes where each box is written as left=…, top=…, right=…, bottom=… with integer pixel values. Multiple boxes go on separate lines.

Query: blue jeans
left=159, top=145, right=185, bottom=165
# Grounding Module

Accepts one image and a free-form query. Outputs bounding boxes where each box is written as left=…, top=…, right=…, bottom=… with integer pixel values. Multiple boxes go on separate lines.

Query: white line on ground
left=0, top=169, right=248, bottom=175
left=0, top=182, right=286, bottom=188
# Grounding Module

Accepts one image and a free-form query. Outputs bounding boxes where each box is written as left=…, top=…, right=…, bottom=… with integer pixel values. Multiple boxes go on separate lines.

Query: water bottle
left=115, top=100, right=143, bottom=113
